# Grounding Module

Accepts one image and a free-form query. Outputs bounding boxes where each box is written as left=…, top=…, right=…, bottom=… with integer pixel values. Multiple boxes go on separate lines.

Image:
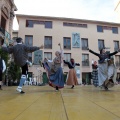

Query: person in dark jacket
left=2, top=37, right=43, bottom=93
left=63, top=58, right=80, bottom=88
left=88, top=48, right=119, bottom=90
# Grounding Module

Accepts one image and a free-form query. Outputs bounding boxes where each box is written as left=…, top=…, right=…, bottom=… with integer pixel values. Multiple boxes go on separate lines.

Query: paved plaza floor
left=0, top=85, right=120, bottom=120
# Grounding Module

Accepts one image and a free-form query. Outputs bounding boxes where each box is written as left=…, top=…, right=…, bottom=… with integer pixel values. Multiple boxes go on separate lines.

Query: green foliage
left=0, top=48, right=9, bottom=65
left=7, top=62, right=21, bottom=82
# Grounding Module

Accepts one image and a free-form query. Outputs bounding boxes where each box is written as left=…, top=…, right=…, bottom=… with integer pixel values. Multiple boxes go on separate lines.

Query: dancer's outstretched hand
left=40, top=45, right=44, bottom=49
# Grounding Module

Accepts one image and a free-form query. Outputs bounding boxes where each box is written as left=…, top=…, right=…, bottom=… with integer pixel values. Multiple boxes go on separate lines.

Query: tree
left=0, top=48, right=21, bottom=85
left=0, top=48, right=9, bottom=65
left=7, top=62, right=21, bottom=85
left=0, top=48, right=9, bottom=83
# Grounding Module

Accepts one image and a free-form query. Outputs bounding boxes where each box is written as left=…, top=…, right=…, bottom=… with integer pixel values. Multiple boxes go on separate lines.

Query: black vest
left=0, top=59, right=3, bottom=71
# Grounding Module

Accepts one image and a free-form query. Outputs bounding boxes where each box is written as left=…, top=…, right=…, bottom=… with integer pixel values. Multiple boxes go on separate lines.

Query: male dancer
left=2, top=37, right=43, bottom=93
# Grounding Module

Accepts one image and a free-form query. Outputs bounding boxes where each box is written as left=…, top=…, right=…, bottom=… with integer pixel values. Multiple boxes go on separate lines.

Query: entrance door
left=42, top=72, right=48, bottom=84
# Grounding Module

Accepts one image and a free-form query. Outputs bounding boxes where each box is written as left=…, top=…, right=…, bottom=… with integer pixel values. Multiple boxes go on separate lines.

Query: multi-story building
left=0, top=0, right=17, bottom=45
left=15, top=14, right=120, bottom=84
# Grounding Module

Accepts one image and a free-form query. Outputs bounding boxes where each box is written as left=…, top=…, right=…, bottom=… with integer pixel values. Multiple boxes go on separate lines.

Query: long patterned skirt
left=91, top=69, right=98, bottom=87
left=98, top=62, right=108, bottom=86
left=98, top=62, right=115, bottom=88
left=66, top=69, right=78, bottom=85
left=49, top=67, right=64, bottom=88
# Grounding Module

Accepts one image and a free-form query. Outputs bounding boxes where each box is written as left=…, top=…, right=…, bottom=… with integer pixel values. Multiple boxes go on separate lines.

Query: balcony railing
left=114, top=48, right=119, bottom=51
left=44, top=45, right=52, bottom=49
left=0, top=27, right=13, bottom=46
left=64, top=46, right=71, bottom=50
left=98, top=46, right=105, bottom=51
left=82, top=61, right=90, bottom=66
left=115, top=62, right=120, bottom=67
left=82, top=47, right=88, bottom=50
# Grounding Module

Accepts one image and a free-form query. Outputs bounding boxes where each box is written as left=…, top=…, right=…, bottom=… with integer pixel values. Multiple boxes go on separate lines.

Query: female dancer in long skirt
left=43, top=44, right=64, bottom=91
left=63, top=58, right=80, bottom=88
left=91, top=61, right=98, bottom=87
left=88, top=48, right=119, bottom=90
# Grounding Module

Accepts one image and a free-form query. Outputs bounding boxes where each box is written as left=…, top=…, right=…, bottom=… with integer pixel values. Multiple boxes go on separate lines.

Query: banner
left=72, top=33, right=80, bottom=48
left=4, top=31, right=11, bottom=46
left=34, top=50, right=43, bottom=65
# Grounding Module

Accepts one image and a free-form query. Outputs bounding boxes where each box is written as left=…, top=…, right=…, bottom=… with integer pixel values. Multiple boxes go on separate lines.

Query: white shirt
left=2, top=60, right=6, bottom=73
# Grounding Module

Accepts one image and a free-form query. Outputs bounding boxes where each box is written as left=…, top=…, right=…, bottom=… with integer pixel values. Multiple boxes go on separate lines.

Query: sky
left=13, top=0, right=119, bottom=30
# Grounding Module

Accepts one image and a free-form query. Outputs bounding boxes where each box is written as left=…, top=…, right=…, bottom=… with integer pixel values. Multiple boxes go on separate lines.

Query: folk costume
left=43, top=50, right=64, bottom=91
left=63, top=59, right=80, bottom=88
left=2, top=37, right=42, bottom=93
left=91, top=61, right=98, bottom=87
left=89, top=49, right=118, bottom=90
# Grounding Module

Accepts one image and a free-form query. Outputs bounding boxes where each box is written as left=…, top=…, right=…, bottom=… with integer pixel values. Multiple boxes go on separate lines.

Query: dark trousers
left=21, top=63, right=28, bottom=76
left=0, top=69, right=2, bottom=81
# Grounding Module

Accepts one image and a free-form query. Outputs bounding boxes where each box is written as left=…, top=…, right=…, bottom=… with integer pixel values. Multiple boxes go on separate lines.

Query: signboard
left=4, top=31, right=11, bottom=46
left=34, top=50, right=43, bottom=65
left=72, top=33, right=80, bottom=48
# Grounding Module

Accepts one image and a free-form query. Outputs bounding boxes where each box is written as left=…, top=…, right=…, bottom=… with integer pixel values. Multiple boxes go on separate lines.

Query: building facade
left=0, top=0, right=17, bottom=45
left=15, top=14, right=120, bottom=84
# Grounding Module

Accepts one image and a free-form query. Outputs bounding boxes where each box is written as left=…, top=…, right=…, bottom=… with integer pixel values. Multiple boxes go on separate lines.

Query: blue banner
left=72, top=33, right=80, bottom=48
left=34, top=50, right=43, bottom=65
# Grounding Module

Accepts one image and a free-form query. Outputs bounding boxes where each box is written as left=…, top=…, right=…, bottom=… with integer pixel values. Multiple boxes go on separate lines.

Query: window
left=97, top=25, right=103, bottom=32
left=44, top=52, right=52, bottom=60
left=26, top=20, right=34, bottom=27
left=25, top=35, right=33, bottom=62
left=114, top=41, right=119, bottom=51
left=63, top=22, right=87, bottom=28
left=82, top=54, right=89, bottom=66
left=98, top=39, right=104, bottom=50
left=112, top=27, right=118, bottom=34
left=25, top=35, right=33, bottom=46
left=1, top=15, right=6, bottom=30
left=45, top=21, right=52, bottom=28
left=81, top=38, right=88, bottom=50
left=64, top=53, right=71, bottom=62
left=44, top=36, right=52, bottom=49
left=63, top=37, right=71, bottom=49
left=12, top=37, right=17, bottom=41
left=115, top=55, right=120, bottom=67
left=103, top=26, right=112, bottom=30
left=26, top=20, right=52, bottom=28
left=117, top=73, right=120, bottom=80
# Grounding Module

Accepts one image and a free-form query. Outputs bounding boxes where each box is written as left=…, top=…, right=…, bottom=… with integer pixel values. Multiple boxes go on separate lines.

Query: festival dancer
left=43, top=44, right=64, bottom=91
left=91, top=61, right=98, bottom=87
left=63, top=58, right=80, bottom=88
left=0, top=57, right=6, bottom=90
left=88, top=48, right=119, bottom=90
left=1, top=37, right=44, bottom=93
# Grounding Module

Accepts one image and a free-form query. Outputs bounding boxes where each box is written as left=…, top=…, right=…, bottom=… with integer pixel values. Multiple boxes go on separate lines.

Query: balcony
left=44, top=45, right=52, bottom=49
left=82, top=61, right=90, bottom=66
left=115, top=62, right=120, bottom=67
left=114, top=48, right=119, bottom=51
left=82, top=47, right=88, bottom=50
left=0, top=27, right=13, bottom=46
